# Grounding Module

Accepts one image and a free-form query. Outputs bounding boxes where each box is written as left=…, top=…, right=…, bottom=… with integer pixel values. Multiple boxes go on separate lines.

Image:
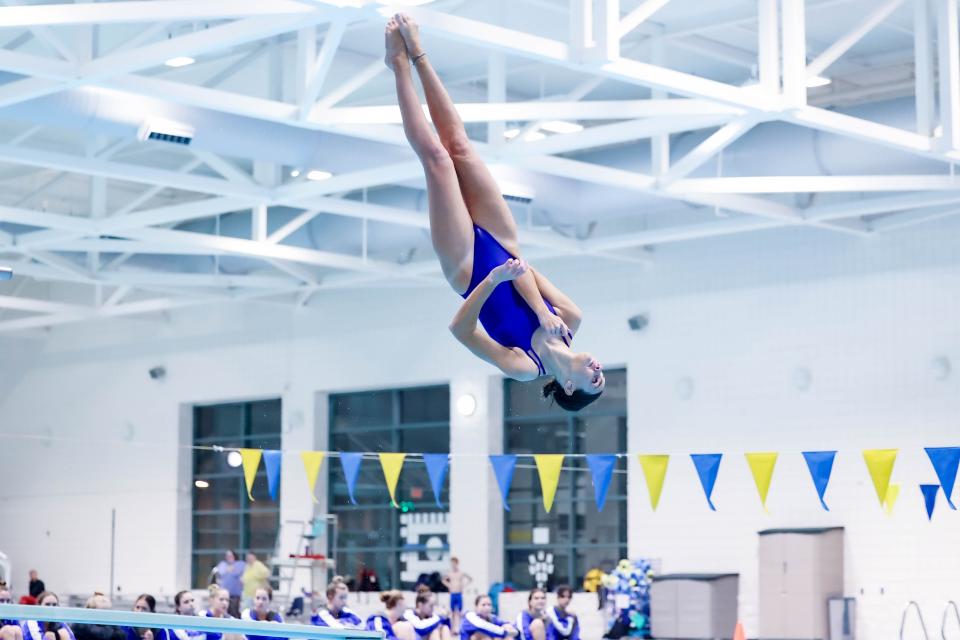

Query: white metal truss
left=0, top=0, right=958, bottom=331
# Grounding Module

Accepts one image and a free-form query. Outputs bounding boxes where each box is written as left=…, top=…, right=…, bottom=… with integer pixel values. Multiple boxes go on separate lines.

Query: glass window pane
left=400, top=386, right=449, bottom=423
left=332, top=430, right=393, bottom=452
left=195, top=403, right=244, bottom=440
left=249, top=399, right=281, bottom=436
left=399, top=426, right=448, bottom=453
left=331, top=392, right=393, bottom=430
left=329, top=385, right=450, bottom=591
left=192, top=399, right=281, bottom=588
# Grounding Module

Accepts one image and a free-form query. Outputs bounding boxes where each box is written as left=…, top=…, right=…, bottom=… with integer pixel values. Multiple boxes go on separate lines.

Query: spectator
left=240, top=554, right=269, bottom=606
left=73, top=594, right=126, bottom=640
left=1, top=584, right=24, bottom=640
left=240, top=587, right=283, bottom=640
left=123, top=594, right=156, bottom=640
left=156, top=591, right=203, bottom=640
left=199, top=587, right=233, bottom=640
left=310, top=582, right=362, bottom=630
left=20, top=591, right=73, bottom=640
left=213, top=552, right=244, bottom=619
left=27, top=573, right=44, bottom=600
left=400, top=591, right=451, bottom=640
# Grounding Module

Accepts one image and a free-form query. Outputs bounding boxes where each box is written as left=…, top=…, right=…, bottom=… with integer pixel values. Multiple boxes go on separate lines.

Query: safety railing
left=900, top=600, right=931, bottom=640
left=0, top=605, right=380, bottom=640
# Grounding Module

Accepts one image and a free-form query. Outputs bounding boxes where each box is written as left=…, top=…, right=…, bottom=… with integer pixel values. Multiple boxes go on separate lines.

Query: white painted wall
left=1, top=220, right=958, bottom=638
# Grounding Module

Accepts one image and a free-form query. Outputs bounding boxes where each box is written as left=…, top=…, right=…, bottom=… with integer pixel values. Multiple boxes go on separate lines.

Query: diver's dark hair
left=542, top=379, right=602, bottom=412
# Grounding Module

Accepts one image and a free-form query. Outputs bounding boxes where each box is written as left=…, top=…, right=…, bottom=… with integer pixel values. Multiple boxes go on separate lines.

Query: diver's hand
left=538, top=310, right=570, bottom=338
left=489, top=258, right=528, bottom=283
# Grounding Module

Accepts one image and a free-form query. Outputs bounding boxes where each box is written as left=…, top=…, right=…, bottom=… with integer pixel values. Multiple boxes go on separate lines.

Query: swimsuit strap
left=525, top=349, right=546, bottom=376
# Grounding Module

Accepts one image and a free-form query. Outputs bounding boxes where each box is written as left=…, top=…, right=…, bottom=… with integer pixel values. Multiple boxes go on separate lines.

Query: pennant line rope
left=5, top=432, right=954, bottom=459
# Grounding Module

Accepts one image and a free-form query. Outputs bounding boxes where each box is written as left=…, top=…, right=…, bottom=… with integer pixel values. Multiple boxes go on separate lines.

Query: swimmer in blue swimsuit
left=387, top=14, right=605, bottom=412
left=515, top=590, right=547, bottom=640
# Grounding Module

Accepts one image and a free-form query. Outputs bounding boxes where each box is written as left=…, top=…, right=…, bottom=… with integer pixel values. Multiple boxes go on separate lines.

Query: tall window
left=328, top=385, right=450, bottom=590
left=503, top=369, right=627, bottom=590
left=192, top=399, right=282, bottom=588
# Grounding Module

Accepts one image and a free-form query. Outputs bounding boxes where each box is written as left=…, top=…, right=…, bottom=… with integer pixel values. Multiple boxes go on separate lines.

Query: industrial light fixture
left=290, top=169, right=301, bottom=178
left=306, top=169, right=333, bottom=181
left=194, top=480, right=210, bottom=489
left=227, top=451, right=243, bottom=468
left=806, top=76, right=831, bottom=88
left=165, top=56, right=196, bottom=68
left=540, top=120, right=584, bottom=134
left=138, top=119, right=195, bottom=146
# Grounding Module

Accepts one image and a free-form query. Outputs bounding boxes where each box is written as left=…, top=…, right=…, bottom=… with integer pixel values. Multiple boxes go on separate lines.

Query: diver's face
left=567, top=353, right=604, bottom=394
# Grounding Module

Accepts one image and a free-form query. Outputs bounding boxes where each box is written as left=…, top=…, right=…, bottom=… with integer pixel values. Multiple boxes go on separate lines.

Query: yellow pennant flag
left=883, top=483, right=901, bottom=516
left=745, top=452, right=779, bottom=511
left=301, top=451, right=326, bottom=503
left=379, top=453, right=406, bottom=507
left=638, top=454, right=669, bottom=511
left=863, top=449, right=898, bottom=506
left=534, top=454, right=565, bottom=513
left=239, top=448, right=262, bottom=501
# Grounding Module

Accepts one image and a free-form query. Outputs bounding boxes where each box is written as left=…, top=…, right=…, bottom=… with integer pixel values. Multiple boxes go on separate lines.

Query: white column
left=279, top=385, right=321, bottom=595
left=937, top=0, right=960, bottom=150
left=914, top=0, right=935, bottom=135
left=449, top=375, right=504, bottom=595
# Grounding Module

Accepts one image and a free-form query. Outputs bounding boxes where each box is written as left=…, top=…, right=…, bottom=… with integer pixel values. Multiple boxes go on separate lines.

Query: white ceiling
left=0, top=0, right=958, bottom=332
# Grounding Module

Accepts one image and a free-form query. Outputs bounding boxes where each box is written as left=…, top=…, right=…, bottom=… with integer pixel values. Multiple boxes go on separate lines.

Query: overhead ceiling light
left=306, top=170, right=332, bottom=181
left=504, top=128, right=520, bottom=139
left=165, top=56, right=195, bottom=68
left=806, top=75, right=831, bottom=88
left=194, top=480, right=210, bottom=489
left=227, top=451, right=243, bottom=468
left=290, top=169, right=301, bottom=178
left=540, top=120, right=584, bottom=134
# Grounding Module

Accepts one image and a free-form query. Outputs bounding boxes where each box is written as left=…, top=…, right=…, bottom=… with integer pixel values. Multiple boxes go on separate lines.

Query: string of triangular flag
left=234, top=446, right=960, bottom=519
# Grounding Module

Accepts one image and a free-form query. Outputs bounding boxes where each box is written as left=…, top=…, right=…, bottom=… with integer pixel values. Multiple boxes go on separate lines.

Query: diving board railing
left=943, top=601, right=960, bottom=640
left=900, top=601, right=931, bottom=640
left=0, top=605, right=380, bottom=640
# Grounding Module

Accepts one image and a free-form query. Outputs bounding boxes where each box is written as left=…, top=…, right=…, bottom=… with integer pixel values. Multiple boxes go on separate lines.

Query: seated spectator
left=20, top=592, right=74, bottom=640
left=460, top=595, right=518, bottom=640
left=310, top=582, right=362, bottom=630
left=1, top=584, right=24, bottom=640
left=123, top=594, right=157, bottom=640
left=240, top=587, right=282, bottom=640
left=73, top=593, right=126, bottom=640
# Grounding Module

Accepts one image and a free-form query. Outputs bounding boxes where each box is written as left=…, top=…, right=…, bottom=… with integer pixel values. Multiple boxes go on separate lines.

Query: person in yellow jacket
left=242, top=552, right=271, bottom=606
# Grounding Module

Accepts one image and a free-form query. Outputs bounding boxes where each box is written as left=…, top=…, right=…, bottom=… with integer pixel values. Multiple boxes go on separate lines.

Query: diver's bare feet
left=394, top=13, right=424, bottom=60
left=384, top=18, right=407, bottom=70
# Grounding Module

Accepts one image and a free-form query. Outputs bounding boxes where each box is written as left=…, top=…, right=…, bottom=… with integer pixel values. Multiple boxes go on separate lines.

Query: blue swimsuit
left=463, top=225, right=562, bottom=374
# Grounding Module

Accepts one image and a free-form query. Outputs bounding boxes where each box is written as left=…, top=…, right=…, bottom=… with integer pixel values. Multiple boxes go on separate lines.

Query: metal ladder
left=901, top=601, right=932, bottom=640
left=270, top=516, right=338, bottom=612
left=942, top=601, right=960, bottom=640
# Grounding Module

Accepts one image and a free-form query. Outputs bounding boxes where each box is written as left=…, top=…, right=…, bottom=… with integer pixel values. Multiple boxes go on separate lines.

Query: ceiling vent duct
left=137, top=118, right=195, bottom=146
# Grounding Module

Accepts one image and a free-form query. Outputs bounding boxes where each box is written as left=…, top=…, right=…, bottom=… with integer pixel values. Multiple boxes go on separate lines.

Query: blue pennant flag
left=924, top=447, right=960, bottom=509
left=586, top=454, right=618, bottom=512
left=262, top=450, right=282, bottom=501
left=802, top=451, right=837, bottom=511
left=690, top=453, right=722, bottom=511
left=920, top=484, right=939, bottom=520
left=423, top=453, right=450, bottom=508
left=339, top=452, right=363, bottom=505
left=489, top=455, right=518, bottom=511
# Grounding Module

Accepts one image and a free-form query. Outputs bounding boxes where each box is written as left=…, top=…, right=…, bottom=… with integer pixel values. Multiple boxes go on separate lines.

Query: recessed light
left=165, top=56, right=196, bottom=68
left=306, top=170, right=332, bottom=181
left=290, top=169, right=301, bottom=178
left=194, top=480, right=210, bottom=489
left=540, top=120, right=584, bottom=134
left=227, top=451, right=243, bottom=468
